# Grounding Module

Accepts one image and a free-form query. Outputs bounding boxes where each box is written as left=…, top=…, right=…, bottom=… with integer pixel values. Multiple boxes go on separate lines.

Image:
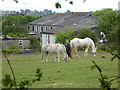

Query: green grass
left=2, top=51, right=118, bottom=88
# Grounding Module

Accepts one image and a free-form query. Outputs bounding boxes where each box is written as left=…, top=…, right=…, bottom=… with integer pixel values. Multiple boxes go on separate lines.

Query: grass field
left=2, top=51, right=118, bottom=88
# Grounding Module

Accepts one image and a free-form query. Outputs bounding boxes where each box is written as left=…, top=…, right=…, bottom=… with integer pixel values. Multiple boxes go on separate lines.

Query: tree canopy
left=92, top=8, right=120, bottom=59
left=55, top=27, right=74, bottom=44
left=2, top=15, right=42, bottom=38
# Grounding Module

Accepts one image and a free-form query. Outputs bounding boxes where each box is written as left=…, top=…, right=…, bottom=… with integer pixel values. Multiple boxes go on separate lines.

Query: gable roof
left=29, top=12, right=97, bottom=26
left=28, top=12, right=98, bottom=34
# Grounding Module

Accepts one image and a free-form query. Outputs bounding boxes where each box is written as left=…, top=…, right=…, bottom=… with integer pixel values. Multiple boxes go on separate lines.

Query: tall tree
left=2, top=15, right=29, bottom=38
left=92, top=9, right=120, bottom=60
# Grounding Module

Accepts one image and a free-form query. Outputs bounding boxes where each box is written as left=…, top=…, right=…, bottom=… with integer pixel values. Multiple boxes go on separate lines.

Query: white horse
left=41, top=43, right=68, bottom=63
left=70, top=37, right=97, bottom=58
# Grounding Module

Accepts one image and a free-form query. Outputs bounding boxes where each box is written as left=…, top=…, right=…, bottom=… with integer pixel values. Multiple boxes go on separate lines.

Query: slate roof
left=28, top=12, right=98, bottom=34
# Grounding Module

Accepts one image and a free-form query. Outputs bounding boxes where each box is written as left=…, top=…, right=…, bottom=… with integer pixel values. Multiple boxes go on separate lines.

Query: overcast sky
left=0, top=0, right=119, bottom=12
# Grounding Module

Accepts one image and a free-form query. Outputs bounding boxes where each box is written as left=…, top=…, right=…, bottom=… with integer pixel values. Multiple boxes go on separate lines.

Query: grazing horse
left=41, top=43, right=68, bottom=63
left=70, top=37, right=97, bottom=58
left=64, top=44, right=71, bottom=59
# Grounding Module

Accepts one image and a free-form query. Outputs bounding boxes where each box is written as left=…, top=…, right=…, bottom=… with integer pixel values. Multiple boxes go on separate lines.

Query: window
left=19, top=40, right=22, bottom=46
left=46, top=27, right=48, bottom=30
left=41, top=27, right=43, bottom=32
left=37, top=26, right=39, bottom=32
left=28, top=26, right=30, bottom=30
left=32, top=26, right=34, bottom=31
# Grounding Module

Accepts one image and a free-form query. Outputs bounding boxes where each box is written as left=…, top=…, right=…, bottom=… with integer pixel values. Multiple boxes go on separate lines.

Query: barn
left=27, top=12, right=98, bottom=45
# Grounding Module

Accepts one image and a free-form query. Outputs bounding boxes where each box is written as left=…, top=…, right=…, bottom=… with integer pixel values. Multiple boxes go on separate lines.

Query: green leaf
left=13, top=0, right=18, bottom=3
left=36, top=68, right=40, bottom=74
left=19, top=80, right=30, bottom=88
left=111, top=55, right=116, bottom=61
left=2, top=74, right=11, bottom=87
left=35, top=68, right=42, bottom=81
left=91, top=65, right=97, bottom=70
left=103, top=75, right=108, bottom=79
left=69, top=1, right=73, bottom=5
left=55, top=2, right=61, bottom=8
left=83, top=0, right=86, bottom=3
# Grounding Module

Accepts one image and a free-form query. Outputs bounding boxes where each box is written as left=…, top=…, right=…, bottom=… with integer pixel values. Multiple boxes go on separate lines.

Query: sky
left=0, top=0, right=119, bottom=13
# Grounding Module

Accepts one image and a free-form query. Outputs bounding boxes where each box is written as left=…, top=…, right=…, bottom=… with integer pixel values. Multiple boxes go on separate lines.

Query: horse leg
left=57, top=54, right=60, bottom=62
left=41, top=53, right=44, bottom=63
left=46, top=51, right=49, bottom=63
left=46, top=54, right=48, bottom=63
left=84, top=47, right=89, bottom=57
left=54, top=55, right=57, bottom=63
left=75, top=48, right=79, bottom=58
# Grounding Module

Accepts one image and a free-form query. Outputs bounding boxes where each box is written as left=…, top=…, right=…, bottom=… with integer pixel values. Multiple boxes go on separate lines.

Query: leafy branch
left=2, top=52, right=17, bottom=88
left=91, top=61, right=120, bottom=90
left=2, top=0, right=86, bottom=9
left=19, top=68, right=42, bottom=89
left=2, top=52, right=42, bottom=89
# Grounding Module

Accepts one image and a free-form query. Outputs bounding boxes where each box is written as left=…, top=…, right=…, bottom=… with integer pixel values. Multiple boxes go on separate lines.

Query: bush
left=77, top=28, right=98, bottom=43
left=2, top=45, right=21, bottom=54
left=28, top=36, right=41, bottom=53
left=2, top=49, right=21, bottom=54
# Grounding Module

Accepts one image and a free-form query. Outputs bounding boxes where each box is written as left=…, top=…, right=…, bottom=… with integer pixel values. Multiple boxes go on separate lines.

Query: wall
left=2, top=39, right=30, bottom=49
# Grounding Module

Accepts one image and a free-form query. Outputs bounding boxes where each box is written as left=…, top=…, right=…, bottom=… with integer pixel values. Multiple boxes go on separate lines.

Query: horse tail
left=70, top=40, right=73, bottom=58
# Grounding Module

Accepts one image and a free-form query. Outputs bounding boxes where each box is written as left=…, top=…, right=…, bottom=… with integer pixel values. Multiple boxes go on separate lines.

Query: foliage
left=2, top=44, right=21, bottom=54
left=77, top=28, right=98, bottom=43
left=55, top=27, right=74, bottom=44
left=19, top=68, right=42, bottom=89
left=2, top=68, right=42, bottom=89
left=2, top=49, right=21, bottom=54
left=92, top=9, right=118, bottom=37
left=55, top=0, right=73, bottom=8
left=19, top=14, right=42, bottom=24
left=2, top=15, right=29, bottom=38
left=2, top=51, right=42, bottom=89
left=28, top=36, right=41, bottom=52
left=92, top=9, right=120, bottom=60
left=55, top=2, right=61, bottom=8
left=2, top=14, right=42, bottom=38
left=2, top=74, right=16, bottom=88
left=91, top=61, right=119, bottom=89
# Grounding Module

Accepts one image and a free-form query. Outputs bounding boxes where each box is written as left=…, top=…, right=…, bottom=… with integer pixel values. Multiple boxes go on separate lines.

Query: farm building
left=27, top=12, right=98, bottom=45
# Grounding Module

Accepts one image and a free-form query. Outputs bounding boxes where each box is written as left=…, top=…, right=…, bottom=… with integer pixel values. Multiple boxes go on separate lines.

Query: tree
left=55, top=27, right=74, bottom=44
left=92, top=9, right=120, bottom=60
left=2, top=15, right=29, bottom=38
left=77, top=28, right=98, bottom=43
left=2, top=14, right=42, bottom=38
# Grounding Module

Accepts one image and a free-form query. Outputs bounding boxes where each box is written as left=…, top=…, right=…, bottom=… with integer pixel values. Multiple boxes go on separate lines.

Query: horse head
left=92, top=47, right=97, bottom=56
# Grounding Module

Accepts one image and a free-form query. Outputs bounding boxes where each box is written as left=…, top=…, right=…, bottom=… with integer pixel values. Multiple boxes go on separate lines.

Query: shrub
left=77, top=28, right=98, bottom=43
left=28, top=36, right=41, bottom=53
left=2, top=45, right=21, bottom=54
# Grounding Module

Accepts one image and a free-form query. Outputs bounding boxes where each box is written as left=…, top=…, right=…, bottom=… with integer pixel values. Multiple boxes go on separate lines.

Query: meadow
left=2, top=51, right=118, bottom=88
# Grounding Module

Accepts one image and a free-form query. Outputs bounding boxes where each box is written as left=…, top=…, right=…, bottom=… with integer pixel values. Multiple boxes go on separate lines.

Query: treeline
left=2, top=9, right=71, bottom=16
